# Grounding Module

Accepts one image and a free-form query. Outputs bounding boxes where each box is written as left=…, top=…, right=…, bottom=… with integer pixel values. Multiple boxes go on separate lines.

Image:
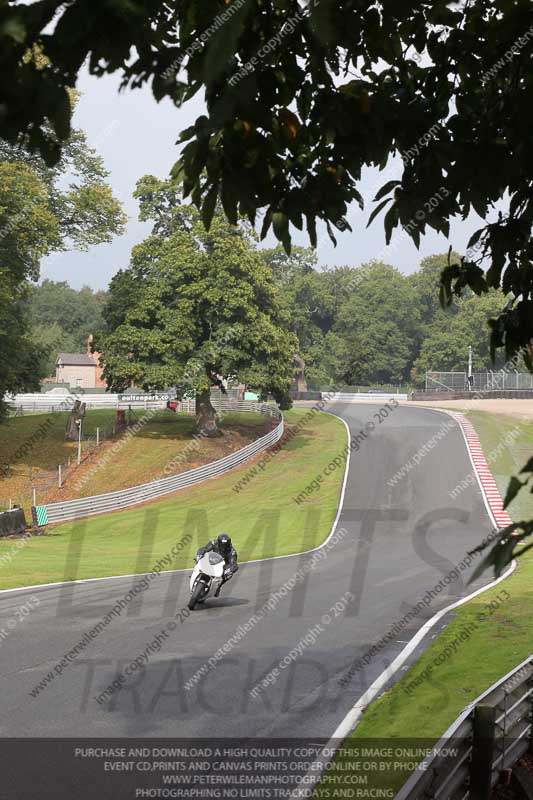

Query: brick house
left=55, top=336, right=106, bottom=389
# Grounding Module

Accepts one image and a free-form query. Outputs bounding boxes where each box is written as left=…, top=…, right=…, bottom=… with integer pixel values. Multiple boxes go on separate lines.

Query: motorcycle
left=189, top=551, right=229, bottom=610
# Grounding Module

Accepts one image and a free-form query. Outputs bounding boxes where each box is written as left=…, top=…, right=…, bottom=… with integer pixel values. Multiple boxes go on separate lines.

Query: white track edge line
left=331, top=561, right=515, bottom=739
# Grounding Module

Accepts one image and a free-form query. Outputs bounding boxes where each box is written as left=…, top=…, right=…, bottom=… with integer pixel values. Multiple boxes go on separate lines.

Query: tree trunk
left=65, top=400, right=86, bottom=441
left=195, top=388, right=221, bottom=437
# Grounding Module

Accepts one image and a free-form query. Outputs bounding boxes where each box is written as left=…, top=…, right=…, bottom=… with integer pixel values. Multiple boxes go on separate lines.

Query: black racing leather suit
left=195, top=540, right=239, bottom=592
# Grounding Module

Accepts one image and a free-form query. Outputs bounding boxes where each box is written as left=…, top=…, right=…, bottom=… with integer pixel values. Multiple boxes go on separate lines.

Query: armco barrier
left=30, top=403, right=283, bottom=526
left=395, top=654, right=533, bottom=800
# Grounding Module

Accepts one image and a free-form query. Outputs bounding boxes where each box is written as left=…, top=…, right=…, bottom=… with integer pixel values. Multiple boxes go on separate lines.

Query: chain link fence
left=426, top=371, right=533, bottom=392
left=0, top=420, right=130, bottom=513
left=314, top=383, right=412, bottom=394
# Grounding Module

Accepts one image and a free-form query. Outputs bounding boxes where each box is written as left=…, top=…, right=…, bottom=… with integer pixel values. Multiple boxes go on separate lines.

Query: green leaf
left=1, top=16, right=26, bottom=42
left=201, top=184, right=218, bottom=231
left=272, top=211, right=291, bottom=254
left=260, top=208, right=272, bottom=240
left=204, top=0, right=253, bottom=85
left=306, top=215, right=317, bottom=248
left=325, top=220, right=337, bottom=247
left=439, top=283, right=451, bottom=308
left=221, top=178, right=238, bottom=225
left=170, top=161, right=186, bottom=184
left=367, top=198, right=392, bottom=228
left=50, top=87, right=72, bottom=141
left=373, top=180, right=401, bottom=202
left=466, top=229, right=483, bottom=250
left=384, top=204, right=399, bottom=245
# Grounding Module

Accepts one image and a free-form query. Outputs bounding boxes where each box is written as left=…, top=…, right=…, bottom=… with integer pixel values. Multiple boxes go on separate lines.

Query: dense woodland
left=29, top=249, right=507, bottom=390
left=27, top=281, right=107, bottom=378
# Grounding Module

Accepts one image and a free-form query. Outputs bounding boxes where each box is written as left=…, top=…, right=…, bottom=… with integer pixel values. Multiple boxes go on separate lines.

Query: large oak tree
left=96, top=177, right=297, bottom=433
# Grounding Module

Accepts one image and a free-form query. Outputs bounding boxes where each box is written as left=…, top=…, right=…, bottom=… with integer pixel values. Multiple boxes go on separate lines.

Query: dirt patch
left=42, top=427, right=262, bottom=505
left=401, top=398, right=533, bottom=420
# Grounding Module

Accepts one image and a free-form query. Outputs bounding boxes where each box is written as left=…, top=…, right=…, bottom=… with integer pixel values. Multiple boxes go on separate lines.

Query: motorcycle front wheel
left=188, top=579, right=209, bottom=610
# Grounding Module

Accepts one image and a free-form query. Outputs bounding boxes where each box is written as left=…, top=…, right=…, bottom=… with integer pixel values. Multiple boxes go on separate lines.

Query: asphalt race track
left=0, top=403, right=499, bottom=739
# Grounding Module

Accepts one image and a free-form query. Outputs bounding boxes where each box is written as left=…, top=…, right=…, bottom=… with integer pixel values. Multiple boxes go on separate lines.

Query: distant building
left=55, top=336, right=106, bottom=389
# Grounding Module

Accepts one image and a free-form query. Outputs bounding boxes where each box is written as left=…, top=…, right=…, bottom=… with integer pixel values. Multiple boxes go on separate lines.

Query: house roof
left=56, top=353, right=96, bottom=367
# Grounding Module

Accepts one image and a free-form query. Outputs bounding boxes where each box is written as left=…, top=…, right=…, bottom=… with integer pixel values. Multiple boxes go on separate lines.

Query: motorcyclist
left=195, top=533, right=239, bottom=597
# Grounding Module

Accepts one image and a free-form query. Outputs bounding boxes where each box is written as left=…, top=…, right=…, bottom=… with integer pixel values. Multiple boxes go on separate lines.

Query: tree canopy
left=259, top=249, right=506, bottom=389
left=333, top=261, right=421, bottom=385
left=97, top=177, right=298, bottom=431
left=0, top=161, right=60, bottom=417
left=413, top=292, right=507, bottom=378
left=26, top=280, right=108, bottom=376
left=0, top=1, right=531, bottom=353
left=0, top=127, right=126, bottom=252
left=0, top=94, right=126, bottom=417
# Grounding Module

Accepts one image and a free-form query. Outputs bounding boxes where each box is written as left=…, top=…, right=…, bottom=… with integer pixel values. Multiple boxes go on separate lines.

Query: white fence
left=5, top=390, right=251, bottom=414
left=330, top=392, right=408, bottom=402
left=7, top=391, right=185, bottom=413
left=31, top=403, right=283, bottom=526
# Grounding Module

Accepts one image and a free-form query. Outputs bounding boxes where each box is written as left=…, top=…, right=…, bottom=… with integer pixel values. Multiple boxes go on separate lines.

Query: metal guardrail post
left=470, top=703, right=498, bottom=800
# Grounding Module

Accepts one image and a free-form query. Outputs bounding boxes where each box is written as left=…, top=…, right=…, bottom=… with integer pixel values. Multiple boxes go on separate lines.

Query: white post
left=9, top=499, right=12, bottom=511
left=96, top=427, right=100, bottom=446
left=77, top=419, right=82, bottom=465
left=58, top=464, right=62, bottom=488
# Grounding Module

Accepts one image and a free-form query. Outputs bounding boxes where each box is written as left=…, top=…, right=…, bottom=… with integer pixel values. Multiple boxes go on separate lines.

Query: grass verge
left=0, top=409, right=347, bottom=590
left=0, top=409, right=266, bottom=512
left=316, top=410, right=533, bottom=797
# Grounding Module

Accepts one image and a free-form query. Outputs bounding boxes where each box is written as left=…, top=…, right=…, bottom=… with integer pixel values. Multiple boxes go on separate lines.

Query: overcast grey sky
left=40, top=69, right=485, bottom=291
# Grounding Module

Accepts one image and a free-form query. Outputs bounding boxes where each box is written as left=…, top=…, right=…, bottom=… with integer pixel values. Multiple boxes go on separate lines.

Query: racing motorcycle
left=188, top=551, right=229, bottom=610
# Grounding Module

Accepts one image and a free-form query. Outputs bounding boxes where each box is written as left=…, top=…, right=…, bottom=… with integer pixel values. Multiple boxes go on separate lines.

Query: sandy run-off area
left=401, top=398, right=533, bottom=421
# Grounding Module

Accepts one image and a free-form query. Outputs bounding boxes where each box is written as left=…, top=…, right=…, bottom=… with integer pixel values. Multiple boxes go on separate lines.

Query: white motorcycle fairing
left=188, top=552, right=226, bottom=609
